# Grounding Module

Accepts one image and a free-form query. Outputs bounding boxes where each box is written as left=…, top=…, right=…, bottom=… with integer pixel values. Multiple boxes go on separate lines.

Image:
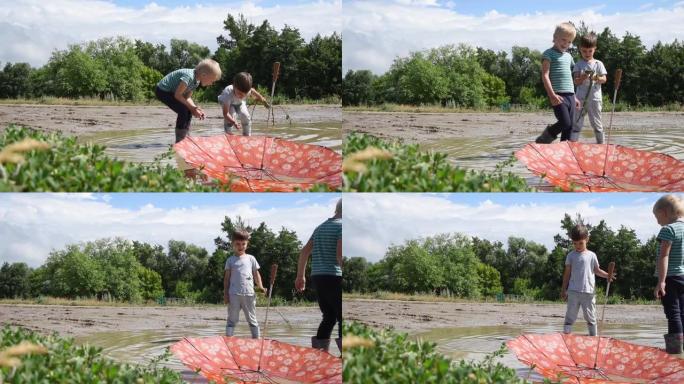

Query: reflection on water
left=421, top=127, right=684, bottom=188
left=76, top=322, right=340, bottom=383
left=77, top=121, right=342, bottom=164
left=416, top=322, right=670, bottom=381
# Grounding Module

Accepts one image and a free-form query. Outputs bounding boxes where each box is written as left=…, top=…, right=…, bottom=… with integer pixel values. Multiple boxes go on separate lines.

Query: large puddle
left=76, top=322, right=340, bottom=383
left=417, top=322, right=673, bottom=381
left=421, top=128, right=684, bottom=189
left=78, top=120, right=342, bottom=164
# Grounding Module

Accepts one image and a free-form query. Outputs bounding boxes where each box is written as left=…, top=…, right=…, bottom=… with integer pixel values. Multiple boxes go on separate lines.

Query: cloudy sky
left=0, top=0, right=341, bottom=67
left=344, top=0, right=684, bottom=73
left=0, top=193, right=340, bottom=267
left=343, top=193, right=674, bottom=262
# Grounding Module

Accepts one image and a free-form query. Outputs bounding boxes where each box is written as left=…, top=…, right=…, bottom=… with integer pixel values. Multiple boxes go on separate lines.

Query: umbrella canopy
left=515, top=142, right=684, bottom=192
left=174, top=135, right=342, bottom=192
left=171, top=335, right=342, bottom=384
left=507, top=333, right=684, bottom=383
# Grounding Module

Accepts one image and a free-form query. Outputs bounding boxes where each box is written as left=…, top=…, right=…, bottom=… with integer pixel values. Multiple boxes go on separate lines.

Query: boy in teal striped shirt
left=653, top=195, right=684, bottom=354
left=536, top=22, right=581, bottom=144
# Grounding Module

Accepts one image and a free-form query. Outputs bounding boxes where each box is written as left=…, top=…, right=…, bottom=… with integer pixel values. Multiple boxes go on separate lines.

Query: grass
left=343, top=322, right=529, bottom=383
left=344, top=102, right=684, bottom=113
left=0, top=326, right=182, bottom=383
left=343, top=132, right=532, bottom=192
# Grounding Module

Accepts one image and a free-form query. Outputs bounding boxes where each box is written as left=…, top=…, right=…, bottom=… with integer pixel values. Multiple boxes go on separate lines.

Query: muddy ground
left=343, top=111, right=684, bottom=142
left=0, top=104, right=341, bottom=134
left=0, top=304, right=321, bottom=338
left=343, top=299, right=663, bottom=332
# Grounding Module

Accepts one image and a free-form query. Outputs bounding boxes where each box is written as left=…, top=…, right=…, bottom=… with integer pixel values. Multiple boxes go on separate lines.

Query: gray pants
left=224, top=103, right=252, bottom=136
left=564, top=290, right=598, bottom=336
left=226, top=294, right=260, bottom=338
left=571, top=98, right=604, bottom=144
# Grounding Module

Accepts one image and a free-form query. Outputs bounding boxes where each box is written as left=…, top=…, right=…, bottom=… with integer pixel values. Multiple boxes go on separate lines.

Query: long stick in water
left=257, top=264, right=278, bottom=371
left=601, top=69, right=622, bottom=176
left=268, top=62, right=281, bottom=126
left=593, top=261, right=616, bottom=369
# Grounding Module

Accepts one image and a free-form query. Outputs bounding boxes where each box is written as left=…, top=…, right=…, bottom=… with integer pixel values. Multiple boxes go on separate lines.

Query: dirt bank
left=0, top=104, right=341, bottom=135
left=344, top=298, right=663, bottom=332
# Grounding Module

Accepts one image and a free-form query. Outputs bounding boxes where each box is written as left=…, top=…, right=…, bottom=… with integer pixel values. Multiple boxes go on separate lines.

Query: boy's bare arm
left=594, top=266, right=616, bottom=280
left=655, top=240, right=673, bottom=298
left=223, top=269, right=231, bottom=304
left=249, top=88, right=267, bottom=102
left=594, top=74, right=607, bottom=84
left=561, top=265, right=571, bottom=299
left=221, top=104, right=237, bottom=126
left=175, top=81, right=204, bottom=119
left=295, top=238, right=313, bottom=291
left=255, top=270, right=266, bottom=292
left=541, top=60, right=562, bottom=106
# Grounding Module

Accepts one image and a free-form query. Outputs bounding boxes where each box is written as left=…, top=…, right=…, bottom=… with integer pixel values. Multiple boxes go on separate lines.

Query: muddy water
left=416, top=322, right=670, bottom=381
left=421, top=127, right=684, bottom=188
left=77, top=121, right=342, bottom=164
left=76, top=323, right=339, bottom=382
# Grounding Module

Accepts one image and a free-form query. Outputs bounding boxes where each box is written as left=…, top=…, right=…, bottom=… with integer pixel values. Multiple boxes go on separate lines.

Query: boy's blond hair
left=554, top=22, right=577, bottom=41
left=195, top=59, right=222, bottom=80
left=653, top=194, right=684, bottom=222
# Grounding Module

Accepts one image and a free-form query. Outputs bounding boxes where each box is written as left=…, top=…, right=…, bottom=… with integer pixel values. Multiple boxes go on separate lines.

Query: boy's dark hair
left=570, top=224, right=589, bottom=241
left=579, top=33, right=598, bottom=48
left=233, top=72, right=252, bottom=93
left=231, top=229, right=251, bottom=241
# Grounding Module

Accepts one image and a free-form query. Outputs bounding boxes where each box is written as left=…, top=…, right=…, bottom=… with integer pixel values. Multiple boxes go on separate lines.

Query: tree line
left=0, top=216, right=316, bottom=303
left=0, top=14, right=341, bottom=102
left=343, top=23, right=683, bottom=108
left=343, top=213, right=658, bottom=301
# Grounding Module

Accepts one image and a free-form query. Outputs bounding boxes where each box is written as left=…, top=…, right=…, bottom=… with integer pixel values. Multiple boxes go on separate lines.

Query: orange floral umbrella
left=171, top=335, right=342, bottom=384
left=174, top=135, right=342, bottom=192
left=515, top=142, right=684, bottom=192
left=507, top=333, right=684, bottom=383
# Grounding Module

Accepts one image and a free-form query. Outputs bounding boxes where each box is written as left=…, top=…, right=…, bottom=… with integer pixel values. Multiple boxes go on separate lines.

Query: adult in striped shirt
left=536, top=22, right=581, bottom=144
left=653, top=194, right=684, bottom=354
left=296, top=199, right=342, bottom=353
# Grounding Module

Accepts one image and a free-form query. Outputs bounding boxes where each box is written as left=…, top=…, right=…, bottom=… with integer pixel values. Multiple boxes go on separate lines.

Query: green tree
left=476, top=263, right=503, bottom=297
left=342, top=257, right=370, bottom=293
left=0, top=262, right=32, bottom=298
left=0, top=63, right=33, bottom=98
left=342, top=70, right=376, bottom=106
left=137, top=266, right=164, bottom=301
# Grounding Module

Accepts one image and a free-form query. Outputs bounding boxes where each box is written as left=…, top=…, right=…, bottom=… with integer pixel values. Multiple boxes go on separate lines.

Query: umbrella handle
left=272, top=62, right=281, bottom=83
left=268, top=62, right=281, bottom=126
left=594, top=261, right=616, bottom=369
left=602, top=69, right=623, bottom=176
left=258, top=263, right=278, bottom=372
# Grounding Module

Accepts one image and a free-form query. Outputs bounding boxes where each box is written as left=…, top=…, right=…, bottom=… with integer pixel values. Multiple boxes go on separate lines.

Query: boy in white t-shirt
left=561, top=224, right=615, bottom=336
left=224, top=230, right=267, bottom=338
left=218, top=72, right=269, bottom=136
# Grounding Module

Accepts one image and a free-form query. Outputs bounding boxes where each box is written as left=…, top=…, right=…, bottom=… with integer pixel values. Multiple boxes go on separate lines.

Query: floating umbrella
left=515, top=142, right=684, bottom=192
left=174, top=135, right=342, bottom=192
left=507, top=333, right=684, bottom=383
left=171, top=335, right=342, bottom=384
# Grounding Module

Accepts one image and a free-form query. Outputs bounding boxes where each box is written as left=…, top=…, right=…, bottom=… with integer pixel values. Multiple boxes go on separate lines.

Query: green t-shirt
left=157, top=69, right=199, bottom=93
left=657, top=221, right=684, bottom=276
left=311, top=218, right=342, bottom=277
left=542, top=47, right=575, bottom=94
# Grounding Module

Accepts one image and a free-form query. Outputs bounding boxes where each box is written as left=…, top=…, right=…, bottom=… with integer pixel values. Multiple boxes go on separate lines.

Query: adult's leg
left=313, top=275, right=340, bottom=339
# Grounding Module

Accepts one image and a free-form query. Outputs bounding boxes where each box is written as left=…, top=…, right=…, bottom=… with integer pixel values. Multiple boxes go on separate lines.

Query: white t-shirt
left=218, top=85, right=250, bottom=106
left=225, top=254, right=260, bottom=296
left=573, top=59, right=607, bottom=101
left=565, top=250, right=599, bottom=294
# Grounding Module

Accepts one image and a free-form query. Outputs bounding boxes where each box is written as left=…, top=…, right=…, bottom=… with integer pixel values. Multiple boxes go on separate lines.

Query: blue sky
left=344, top=193, right=672, bottom=262
left=111, top=0, right=306, bottom=7
left=343, top=0, right=684, bottom=73
left=0, top=193, right=340, bottom=267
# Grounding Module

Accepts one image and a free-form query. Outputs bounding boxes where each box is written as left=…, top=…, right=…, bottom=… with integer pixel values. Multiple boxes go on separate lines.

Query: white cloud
left=343, top=193, right=662, bottom=262
left=343, top=1, right=684, bottom=73
left=0, top=194, right=336, bottom=267
left=0, top=0, right=341, bottom=67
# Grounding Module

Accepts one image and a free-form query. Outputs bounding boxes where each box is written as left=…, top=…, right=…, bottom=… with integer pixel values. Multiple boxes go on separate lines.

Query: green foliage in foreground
left=0, top=125, right=219, bottom=192
left=343, top=132, right=531, bottom=192
left=0, top=326, right=182, bottom=383
left=343, top=322, right=527, bottom=383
